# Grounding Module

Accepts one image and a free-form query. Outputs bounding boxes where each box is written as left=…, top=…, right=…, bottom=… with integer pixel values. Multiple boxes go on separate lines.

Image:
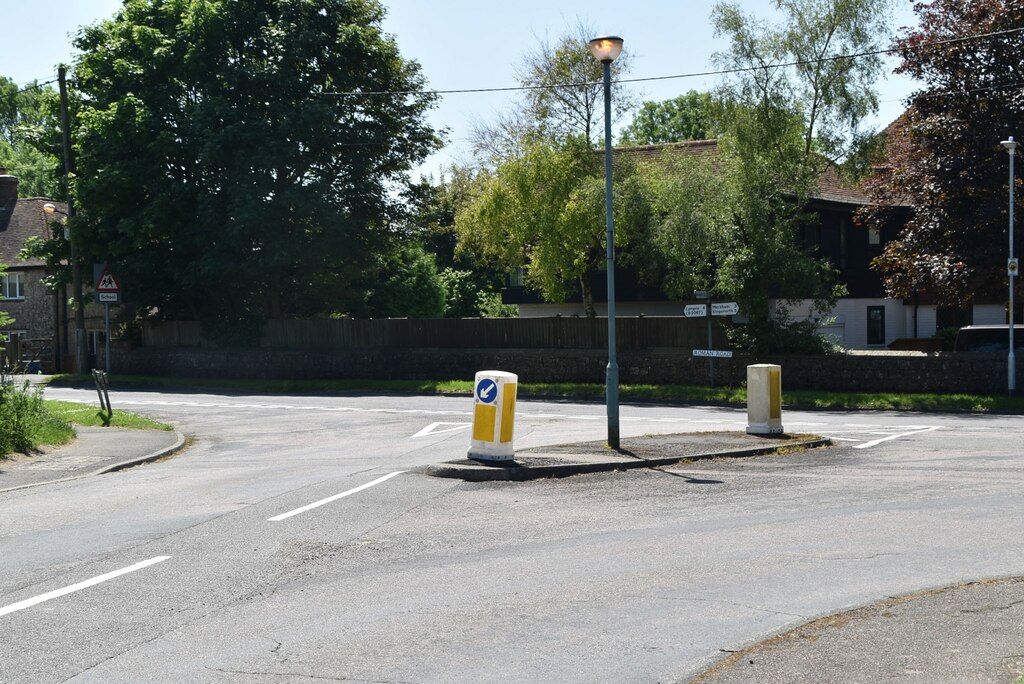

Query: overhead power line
left=320, top=25, right=1024, bottom=99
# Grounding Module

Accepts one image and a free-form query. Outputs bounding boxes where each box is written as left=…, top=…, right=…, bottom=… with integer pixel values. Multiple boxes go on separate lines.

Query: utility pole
left=58, top=65, right=89, bottom=373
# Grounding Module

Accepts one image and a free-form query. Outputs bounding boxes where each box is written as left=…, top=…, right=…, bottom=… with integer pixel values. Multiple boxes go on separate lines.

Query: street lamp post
left=1001, top=136, right=1018, bottom=396
left=43, top=203, right=87, bottom=374
left=588, top=35, right=624, bottom=450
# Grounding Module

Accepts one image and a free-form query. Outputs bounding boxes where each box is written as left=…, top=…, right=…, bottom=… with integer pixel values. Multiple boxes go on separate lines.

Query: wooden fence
left=141, top=317, right=721, bottom=351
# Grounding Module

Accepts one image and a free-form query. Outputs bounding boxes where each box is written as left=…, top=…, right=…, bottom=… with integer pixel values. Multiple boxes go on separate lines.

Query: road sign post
left=684, top=300, right=739, bottom=387
left=94, top=264, right=122, bottom=373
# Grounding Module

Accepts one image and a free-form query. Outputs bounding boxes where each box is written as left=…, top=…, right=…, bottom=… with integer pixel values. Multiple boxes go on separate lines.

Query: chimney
left=0, top=168, right=17, bottom=206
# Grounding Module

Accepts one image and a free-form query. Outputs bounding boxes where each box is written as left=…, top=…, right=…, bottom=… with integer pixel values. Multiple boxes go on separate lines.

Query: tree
left=619, top=91, right=717, bottom=145
left=65, top=0, right=440, bottom=333
left=469, top=21, right=634, bottom=166
left=455, top=136, right=650, bottom=316
left=861, top=0, right=1024, bottom=307
left=357, top=244, right=446, bottom=319
left=711, top=0, right=890, bottom=164
left=0, top=78, right=61, bottom=198
left=643, top=0, right=890, bottom=351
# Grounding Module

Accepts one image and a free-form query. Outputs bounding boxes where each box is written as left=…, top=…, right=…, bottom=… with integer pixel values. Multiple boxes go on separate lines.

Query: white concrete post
left=747, top=364, right=784, bottom=435
left=468, top=370, right=518, bottom=462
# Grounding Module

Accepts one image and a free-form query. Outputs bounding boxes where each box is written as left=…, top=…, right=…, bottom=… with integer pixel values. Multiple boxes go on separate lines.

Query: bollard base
left=468, top=449, right=514, bottom=463
left=746, top=424, right=784, bottom=435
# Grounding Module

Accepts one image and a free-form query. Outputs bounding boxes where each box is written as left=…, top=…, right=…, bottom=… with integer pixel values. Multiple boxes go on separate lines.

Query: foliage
left=455, top=136, right=651, bottom=316
left=358, top=243, right=446, bottom=318
left=619, top=91, right=717, bottom=145
left=407, top=167, right=509, bottom=318
left=470, top=21, right=634, bottom=166
left=0, top=77, right=61, bottom=198
left=636, top=0, right=887, bottom=351
left=64, top=0, right=440, bottom=326
left=711, top=0, right=890, bottom=164
left=0, top=379, right=72, bottom=456
left=860, top=0, right=1024, bottom=306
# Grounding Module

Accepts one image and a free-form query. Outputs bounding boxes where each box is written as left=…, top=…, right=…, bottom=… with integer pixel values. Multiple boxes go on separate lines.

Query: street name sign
left=693, top=349, right=734, bottom=358
left=683, top=304, right=707, bottom=318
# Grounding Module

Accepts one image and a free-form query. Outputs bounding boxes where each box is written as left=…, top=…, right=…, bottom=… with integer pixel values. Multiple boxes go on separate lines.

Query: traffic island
left=423, top=431, right=831, bottom=482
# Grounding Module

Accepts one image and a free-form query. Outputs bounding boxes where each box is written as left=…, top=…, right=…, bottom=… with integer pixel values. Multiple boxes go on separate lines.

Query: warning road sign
left=95, top=267, right=121, bottom=293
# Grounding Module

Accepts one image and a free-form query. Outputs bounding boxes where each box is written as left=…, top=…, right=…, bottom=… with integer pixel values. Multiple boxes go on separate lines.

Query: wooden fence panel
left=139, top=317, right=725, bottom=350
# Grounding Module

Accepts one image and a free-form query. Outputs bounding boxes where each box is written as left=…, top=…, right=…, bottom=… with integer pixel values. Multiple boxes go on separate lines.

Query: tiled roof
left=614, top=139, right=872, bottom=206
left=0, top=175, right=65, bottom=268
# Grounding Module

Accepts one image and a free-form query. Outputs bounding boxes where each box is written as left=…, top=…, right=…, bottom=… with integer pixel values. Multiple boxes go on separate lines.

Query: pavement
left=0, top=425, right=185, bottom=493
left=2, top=419, right=1021, bottom=683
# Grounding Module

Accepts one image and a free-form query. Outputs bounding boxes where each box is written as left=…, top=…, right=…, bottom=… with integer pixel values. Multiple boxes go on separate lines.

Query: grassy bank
left=45, top=374, right=1024, bottom=414
left=1, top=378, right=173, bottom=458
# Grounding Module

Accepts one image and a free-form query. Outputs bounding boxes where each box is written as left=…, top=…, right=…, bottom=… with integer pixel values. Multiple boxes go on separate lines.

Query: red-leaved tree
left=861, top=0, right=1024, bottom=306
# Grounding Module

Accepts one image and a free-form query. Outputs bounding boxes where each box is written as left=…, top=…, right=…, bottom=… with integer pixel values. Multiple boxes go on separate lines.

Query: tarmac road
left=0, top=386, right=1020, bottom=682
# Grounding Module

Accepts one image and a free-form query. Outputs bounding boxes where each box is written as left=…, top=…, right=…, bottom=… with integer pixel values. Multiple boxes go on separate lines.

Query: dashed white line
left=0, top=556, right=171, bottom=618
left=268, top=471, right=407, bottom=522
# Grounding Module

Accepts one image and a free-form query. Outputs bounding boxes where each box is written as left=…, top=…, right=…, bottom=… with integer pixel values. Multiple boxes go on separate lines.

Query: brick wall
left=111, top=346, right=1019, bottom=395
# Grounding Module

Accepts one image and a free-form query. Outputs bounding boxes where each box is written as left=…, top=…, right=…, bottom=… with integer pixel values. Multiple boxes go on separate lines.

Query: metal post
left=104, top=303, right=112, bottom=372
left=707, top=309, right=715, bottom=387
left=601, top=60, right=619, bottom=450
left=1009, top=139, right=1017, bottom=396
left=58, top=66, right=89, bottom=374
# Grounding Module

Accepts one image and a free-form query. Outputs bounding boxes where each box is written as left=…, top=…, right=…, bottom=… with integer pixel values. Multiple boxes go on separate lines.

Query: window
left=1, top=272, right=25, bottom=300
left=868, top=226, right=881, bottom=246
left=867, top=306, right=886, bottom=345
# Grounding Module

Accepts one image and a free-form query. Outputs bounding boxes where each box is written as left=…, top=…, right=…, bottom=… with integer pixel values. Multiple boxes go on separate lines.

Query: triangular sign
left=95, top=266, right=121, bottom=293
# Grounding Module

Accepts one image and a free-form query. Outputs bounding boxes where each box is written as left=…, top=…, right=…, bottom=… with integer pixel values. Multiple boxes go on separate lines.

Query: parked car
left=953, top=325, right=1024, bottom=352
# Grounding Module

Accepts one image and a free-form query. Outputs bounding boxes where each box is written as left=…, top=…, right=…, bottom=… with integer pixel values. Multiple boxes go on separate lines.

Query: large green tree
left=619, top=91, right=717, bottom=145
left=67, top=0, right=439, bottom=332
left=645, top=0, right=889, bottom=351
left=862, top=0, right=1024, bottom=307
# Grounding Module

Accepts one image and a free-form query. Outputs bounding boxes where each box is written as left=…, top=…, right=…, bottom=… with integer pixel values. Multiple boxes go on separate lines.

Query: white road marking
left=0, top=556, right=170, bottom=618
left=853, top=426, right=941, bottom=449
left=411, top=422, right=472, bottom=438
left=268, top=471, right=406, bottom=522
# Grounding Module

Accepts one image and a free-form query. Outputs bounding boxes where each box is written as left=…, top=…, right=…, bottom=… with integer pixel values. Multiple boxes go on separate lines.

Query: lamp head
left=43, top=202, right=56, bottom=214
left=1002, top=136, right=1017, bottom=155
left=588, top=36, right=624, bottom=64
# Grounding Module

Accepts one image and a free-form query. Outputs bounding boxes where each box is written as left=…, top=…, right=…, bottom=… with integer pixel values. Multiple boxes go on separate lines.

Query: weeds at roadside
left=0, top=369, right=74, bottom=457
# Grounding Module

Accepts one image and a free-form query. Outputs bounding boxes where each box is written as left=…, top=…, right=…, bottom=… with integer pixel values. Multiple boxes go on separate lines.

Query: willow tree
left=455, top=137, right=650, bottom=316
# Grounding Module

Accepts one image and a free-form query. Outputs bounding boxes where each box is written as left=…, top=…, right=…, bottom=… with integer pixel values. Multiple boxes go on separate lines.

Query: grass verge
left=44, top=400, right=174, bottom=431
left=45, top=373, right=1024, bottom=414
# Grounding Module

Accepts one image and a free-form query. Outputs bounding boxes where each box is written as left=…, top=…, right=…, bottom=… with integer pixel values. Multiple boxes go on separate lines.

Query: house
left=501, top=140, right=950, bottom=350
left=0, top=169, right=105, bottom=373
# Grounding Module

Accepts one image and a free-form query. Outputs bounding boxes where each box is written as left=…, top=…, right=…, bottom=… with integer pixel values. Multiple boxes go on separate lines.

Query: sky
left=3, top=0, right=921, bottom=177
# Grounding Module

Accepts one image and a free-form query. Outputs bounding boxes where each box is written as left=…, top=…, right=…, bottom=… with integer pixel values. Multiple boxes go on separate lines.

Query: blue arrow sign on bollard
left=475, top=378, right=498, bottom=404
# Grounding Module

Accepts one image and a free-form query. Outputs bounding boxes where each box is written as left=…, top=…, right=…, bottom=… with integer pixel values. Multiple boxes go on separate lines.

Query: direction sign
left=475, top=378, right=498, bottom=404
left=693, top=349, right=734, bottom=358
left=711, top=302, right=740, bottom=316
left=95, top=266, right=121, bottom=293
left=683, top=304, right=707, bottom=318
